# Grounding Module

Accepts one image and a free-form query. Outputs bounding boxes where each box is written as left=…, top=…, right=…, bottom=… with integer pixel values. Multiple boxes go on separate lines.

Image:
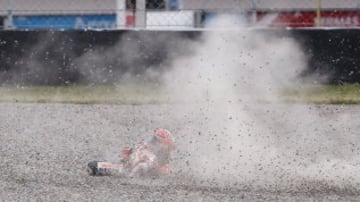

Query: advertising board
left=12, top=14, right=116, bottom=30
left=203, top=10, right=360, bottom=28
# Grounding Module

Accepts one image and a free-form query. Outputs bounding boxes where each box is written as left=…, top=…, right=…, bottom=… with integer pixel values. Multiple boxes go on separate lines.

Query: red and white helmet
left=153, top=128, right=175, bottom=150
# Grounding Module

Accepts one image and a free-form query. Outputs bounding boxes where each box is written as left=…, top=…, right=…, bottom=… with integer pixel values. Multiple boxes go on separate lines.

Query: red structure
left=257, top=10, right=360, bottom=27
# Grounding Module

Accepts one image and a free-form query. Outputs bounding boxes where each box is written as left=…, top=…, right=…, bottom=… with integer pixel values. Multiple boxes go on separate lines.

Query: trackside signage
left=257, top=11, right=360, bottom=27
left=203, top=10, right=360, bottom=28
left=12, top=15, right=116, bottom=30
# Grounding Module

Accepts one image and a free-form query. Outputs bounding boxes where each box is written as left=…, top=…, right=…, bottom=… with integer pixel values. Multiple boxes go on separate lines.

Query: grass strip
left=1, top=84, right=360, bottom=104
left=0, top=84, right=166, bottom=104
left=282, top=84, right=360, bottom=104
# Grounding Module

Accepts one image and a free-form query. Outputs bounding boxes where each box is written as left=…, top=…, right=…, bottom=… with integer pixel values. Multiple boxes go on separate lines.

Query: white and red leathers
left=121, top=128, right=175, bottom=177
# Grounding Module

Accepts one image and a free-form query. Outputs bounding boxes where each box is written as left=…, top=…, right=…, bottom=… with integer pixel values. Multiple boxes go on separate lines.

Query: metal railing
left=1, top=0, right=360, bottom=30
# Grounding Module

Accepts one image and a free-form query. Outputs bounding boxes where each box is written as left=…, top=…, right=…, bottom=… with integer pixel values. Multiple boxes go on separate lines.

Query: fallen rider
left=87, top=128, right=176, bottom=177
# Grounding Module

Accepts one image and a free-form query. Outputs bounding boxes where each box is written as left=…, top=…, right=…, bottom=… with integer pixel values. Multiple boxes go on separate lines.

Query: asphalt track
left=1, top=103, right=360, bottom=201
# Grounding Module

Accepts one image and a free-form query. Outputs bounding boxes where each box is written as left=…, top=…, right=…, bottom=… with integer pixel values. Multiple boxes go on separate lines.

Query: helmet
left=153, top=128, right=175, bottom=150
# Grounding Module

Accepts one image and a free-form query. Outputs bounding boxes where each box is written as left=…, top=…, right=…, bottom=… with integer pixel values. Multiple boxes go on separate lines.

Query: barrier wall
left=12, top=15, right=117, bottom=30
left=0, top=29, right=358, bottom=85
left=293, top=29, right=360, bottom=83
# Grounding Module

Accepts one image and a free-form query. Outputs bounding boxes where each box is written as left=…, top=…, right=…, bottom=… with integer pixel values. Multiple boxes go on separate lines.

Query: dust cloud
left=161, top=15, right=360, bottom=191
left=2, top=15, right=359, bottom=193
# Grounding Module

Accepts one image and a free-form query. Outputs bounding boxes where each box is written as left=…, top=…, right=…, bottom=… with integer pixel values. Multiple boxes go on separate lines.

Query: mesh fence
left=0, top=0, right=360, bottom=30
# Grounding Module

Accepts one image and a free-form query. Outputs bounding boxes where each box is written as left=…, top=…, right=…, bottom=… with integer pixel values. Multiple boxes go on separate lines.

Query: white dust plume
left=162, top=15, right=360, bottom=191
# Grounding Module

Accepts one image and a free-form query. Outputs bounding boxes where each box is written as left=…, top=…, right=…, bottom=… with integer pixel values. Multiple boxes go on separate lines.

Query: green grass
left=0, top=84, right=166, bottom=104
left=282, top=84, right=360, bottom=104
left=1, top=84, right=360, bottom=104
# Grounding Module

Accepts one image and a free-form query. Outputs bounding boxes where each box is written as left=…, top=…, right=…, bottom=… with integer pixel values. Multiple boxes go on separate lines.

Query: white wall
left=146, top=11, right=194, bottom=29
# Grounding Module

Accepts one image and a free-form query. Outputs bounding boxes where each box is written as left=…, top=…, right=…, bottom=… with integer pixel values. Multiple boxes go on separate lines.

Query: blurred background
left=0, top=0, right=360, bottom=87
left=0, top=0, right=360, bottom=30
left=4, top=2, right=360, bottom=202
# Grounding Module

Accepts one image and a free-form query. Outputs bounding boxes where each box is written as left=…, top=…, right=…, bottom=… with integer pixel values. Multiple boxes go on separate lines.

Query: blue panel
left=203, top=12, right=217, bottom=24
left=169, top=0, right=180, bottom=10
left=13, top=14, right=116, bottom=30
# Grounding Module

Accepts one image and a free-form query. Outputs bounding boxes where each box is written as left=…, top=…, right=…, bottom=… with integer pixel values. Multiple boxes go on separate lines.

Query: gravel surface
left=1, top=103, right=360, bottom=201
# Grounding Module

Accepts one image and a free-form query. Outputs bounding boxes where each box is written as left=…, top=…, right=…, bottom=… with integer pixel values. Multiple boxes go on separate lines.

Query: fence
left=1, top=0, right=360, bottom=30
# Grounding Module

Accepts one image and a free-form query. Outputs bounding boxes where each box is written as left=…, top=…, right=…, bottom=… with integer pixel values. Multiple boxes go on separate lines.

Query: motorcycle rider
left=122, top=128, right=175, bottom=177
